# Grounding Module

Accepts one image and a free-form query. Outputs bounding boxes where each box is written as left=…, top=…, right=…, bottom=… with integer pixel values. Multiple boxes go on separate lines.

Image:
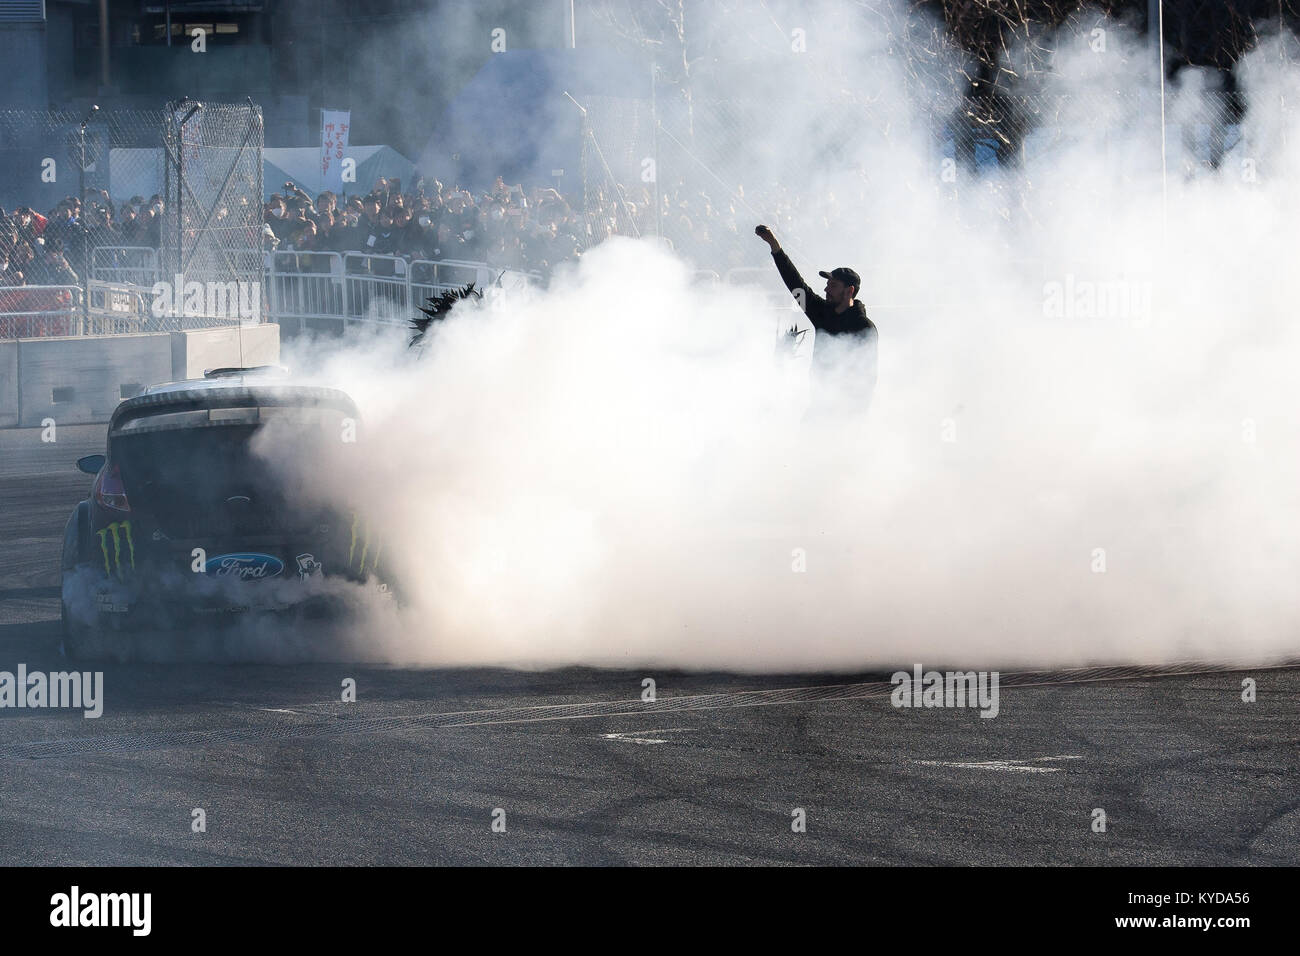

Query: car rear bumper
left=71, top=566, right=392, bottom=631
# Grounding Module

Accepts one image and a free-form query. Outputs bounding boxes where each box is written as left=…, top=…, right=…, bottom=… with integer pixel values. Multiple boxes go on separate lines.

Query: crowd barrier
left=0, top=277, right=262, bottom=339
left=2, top=249, right=538, bottom=339
left=268, top=251, right=537, bottom=332
left=91, top=246, right=162, bottom=289
left=0, top=285, right=81, bottom=338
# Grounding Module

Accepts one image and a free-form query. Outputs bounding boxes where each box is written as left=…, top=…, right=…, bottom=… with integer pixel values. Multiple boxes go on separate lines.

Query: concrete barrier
left=0, top=341, right=16, bottom=429
left=0, top=338, right=16, bottom=424
left=171, top=324, right=280, bottom=381
left=3, top=324, right=282, bottom=428
left=16, top=333, right=173, bottom=428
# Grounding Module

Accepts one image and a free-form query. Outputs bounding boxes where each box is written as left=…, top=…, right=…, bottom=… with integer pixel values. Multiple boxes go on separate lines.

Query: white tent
left=264, top=145, right=416, bottom=199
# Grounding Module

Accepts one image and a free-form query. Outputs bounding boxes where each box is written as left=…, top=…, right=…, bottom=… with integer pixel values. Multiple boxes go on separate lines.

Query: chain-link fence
left=579, top=94, right=656, bottom=247
left=0, top=103, right=263, bottom=338
left=0, top=108, right=164, bottom=321
left=161, top=101, right=264, bottom=323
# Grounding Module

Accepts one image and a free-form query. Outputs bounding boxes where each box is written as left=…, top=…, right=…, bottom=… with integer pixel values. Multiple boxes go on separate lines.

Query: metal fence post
left=78, top=105, right=98, bottom=336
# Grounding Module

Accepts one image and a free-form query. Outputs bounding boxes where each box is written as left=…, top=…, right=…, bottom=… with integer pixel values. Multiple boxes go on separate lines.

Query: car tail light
left=94, top=462, right=130, bottom=512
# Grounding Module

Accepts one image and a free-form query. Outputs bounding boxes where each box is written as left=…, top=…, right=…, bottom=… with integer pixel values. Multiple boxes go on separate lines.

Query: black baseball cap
left=819, top=266, right=860, bottom=289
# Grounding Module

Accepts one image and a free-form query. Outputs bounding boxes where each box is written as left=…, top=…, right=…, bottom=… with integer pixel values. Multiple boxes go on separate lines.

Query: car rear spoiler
left=108, top=386, right=360, bottom=440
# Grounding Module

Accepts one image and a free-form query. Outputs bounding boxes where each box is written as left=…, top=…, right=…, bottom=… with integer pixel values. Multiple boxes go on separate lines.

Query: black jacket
left=770, top=247, right=877, bottom=407
left=771, top=248, right=875, bottom=338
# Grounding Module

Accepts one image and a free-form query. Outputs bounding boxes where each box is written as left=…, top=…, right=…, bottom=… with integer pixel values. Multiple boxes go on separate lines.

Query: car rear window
left=112, top=417, right=345, bottom=539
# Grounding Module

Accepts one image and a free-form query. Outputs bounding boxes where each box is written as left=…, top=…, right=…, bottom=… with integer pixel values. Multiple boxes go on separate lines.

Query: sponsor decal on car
left=96, top=521, right=135, bottom=579
left=203, top=553, right=285, bottom=580
left=94, top=591, right=128, bottom=614
left=348, top=512, right=383, bottom=575
left=296, top=553, right=323, bottom=580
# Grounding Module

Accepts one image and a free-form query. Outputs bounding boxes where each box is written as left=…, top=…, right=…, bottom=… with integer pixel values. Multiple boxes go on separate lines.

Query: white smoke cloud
left=266, top=9, right=1300, bottom=672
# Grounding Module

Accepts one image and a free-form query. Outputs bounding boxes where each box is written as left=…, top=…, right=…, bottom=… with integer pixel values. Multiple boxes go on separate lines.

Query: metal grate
left=0, top=0, right=44, bottom=23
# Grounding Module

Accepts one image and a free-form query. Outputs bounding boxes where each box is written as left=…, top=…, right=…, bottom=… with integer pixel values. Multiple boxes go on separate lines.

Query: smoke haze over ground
left=269, top=7, right=1300, bottom=672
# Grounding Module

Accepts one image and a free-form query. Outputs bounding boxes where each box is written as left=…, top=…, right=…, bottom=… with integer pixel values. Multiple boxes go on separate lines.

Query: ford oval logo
left=204, top=553, right=285, bottom=580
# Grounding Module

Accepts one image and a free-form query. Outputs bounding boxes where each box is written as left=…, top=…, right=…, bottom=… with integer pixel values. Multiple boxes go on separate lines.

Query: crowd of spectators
left=1, top=168, right=820, bottom=294
left=265, top=171, right=817, bottom=280
left=0, top=192, right=165, bottom=289
left=266, top=175, right=592, bottom=278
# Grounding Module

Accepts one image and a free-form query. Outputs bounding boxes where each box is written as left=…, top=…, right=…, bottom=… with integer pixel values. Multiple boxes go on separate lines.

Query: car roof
left=137, top=366, right=292, bottom=396
left=109, top=372, right=359, bottom=440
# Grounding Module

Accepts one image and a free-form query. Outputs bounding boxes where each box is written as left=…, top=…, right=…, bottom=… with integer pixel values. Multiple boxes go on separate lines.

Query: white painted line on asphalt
left=599, top=728, right=690, bottom=745
left=912, top=754, right=1084, bottom=773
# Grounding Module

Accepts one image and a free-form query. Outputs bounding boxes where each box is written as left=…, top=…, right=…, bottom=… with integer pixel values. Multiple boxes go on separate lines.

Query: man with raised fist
left=755, top=224, right=877, bottom=416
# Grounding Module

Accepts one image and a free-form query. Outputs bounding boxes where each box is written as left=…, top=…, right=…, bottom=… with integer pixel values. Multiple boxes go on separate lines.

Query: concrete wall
left=0, top=23, right=48, bottom=109
left=2, top=325, right=282, bottom=428
left=0, top=341, right=16, bottom=429
left=171, top=325, right=280, bottom=381
left=113, top=46, right=272, bottom=96
left=16, top=333, right=172, bottom=428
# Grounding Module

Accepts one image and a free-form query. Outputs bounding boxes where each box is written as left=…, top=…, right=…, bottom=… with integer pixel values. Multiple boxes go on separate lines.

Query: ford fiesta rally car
left=60, top=367, right=389, bottom=659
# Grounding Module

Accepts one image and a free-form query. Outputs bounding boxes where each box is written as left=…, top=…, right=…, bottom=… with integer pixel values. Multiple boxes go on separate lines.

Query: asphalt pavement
left=2, top=424, right=1297, bottom=865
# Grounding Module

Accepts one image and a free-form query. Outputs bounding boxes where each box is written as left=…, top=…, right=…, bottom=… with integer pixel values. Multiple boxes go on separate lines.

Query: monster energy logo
left=347, top=511, right=382, bottom=575
left=96, top=521, right=135, bottom=579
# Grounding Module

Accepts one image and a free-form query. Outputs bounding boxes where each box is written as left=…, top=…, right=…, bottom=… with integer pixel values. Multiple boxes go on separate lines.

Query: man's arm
left=755, top=224, right=825, bottom=317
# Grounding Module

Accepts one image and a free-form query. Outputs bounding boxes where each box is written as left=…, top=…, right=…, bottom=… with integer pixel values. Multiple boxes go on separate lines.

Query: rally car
left=59, top=367, right=388, bottom=659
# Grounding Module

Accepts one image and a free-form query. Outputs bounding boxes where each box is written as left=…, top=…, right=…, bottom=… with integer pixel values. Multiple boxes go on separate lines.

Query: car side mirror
left=76, top=454, right=105, bottom=475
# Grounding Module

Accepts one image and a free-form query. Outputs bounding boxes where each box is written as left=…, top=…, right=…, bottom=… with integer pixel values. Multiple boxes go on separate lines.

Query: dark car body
left=60, top=369, right=387, bottom=658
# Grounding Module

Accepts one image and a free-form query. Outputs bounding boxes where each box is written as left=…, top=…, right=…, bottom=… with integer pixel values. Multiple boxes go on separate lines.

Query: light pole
left=1150, top=0, right=1168, bottom=248
left=651, top=64, right=660, bottom=240
left=175, top=99, right=203, bottom=324
left=78, top=104, right=99, bottom=334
